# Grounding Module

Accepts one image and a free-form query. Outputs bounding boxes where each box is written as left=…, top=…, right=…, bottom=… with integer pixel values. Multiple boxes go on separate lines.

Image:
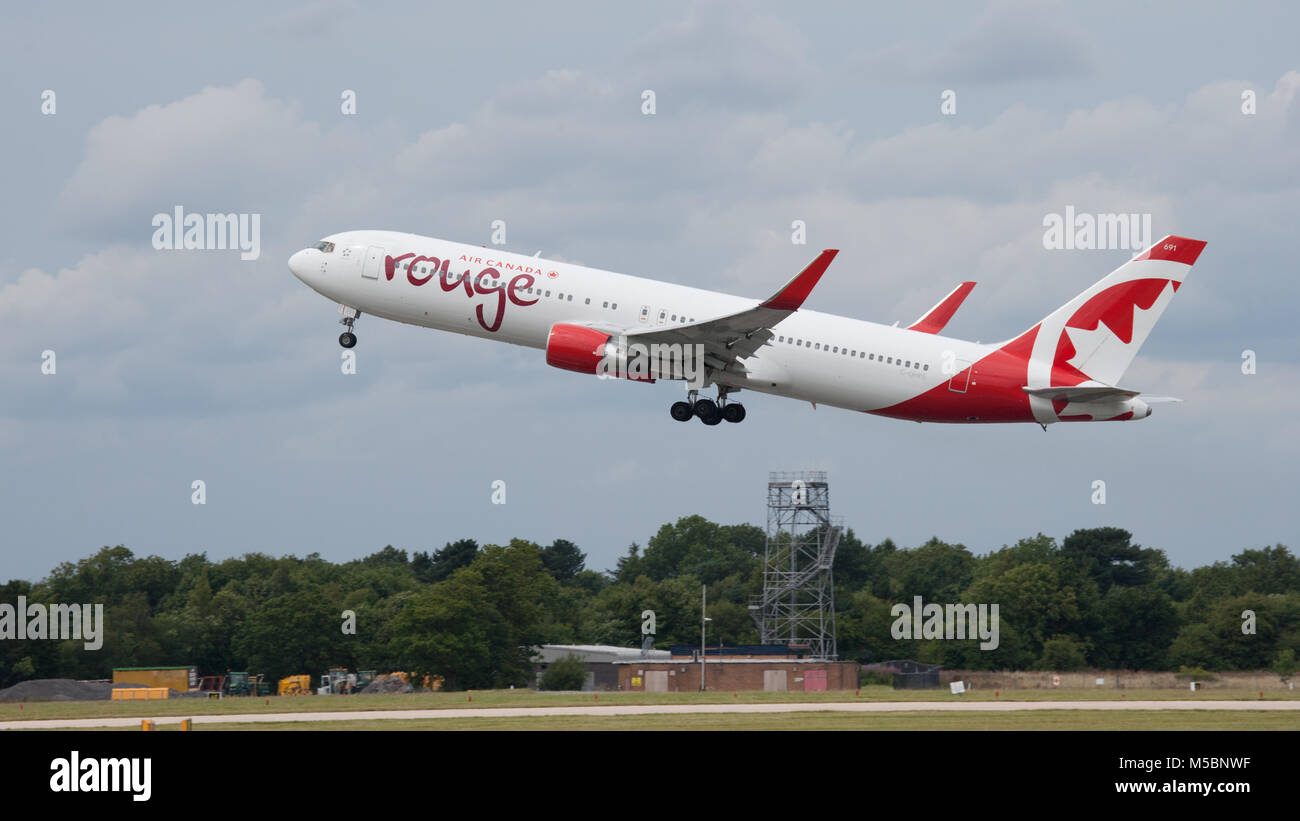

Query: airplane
left=289, top=231, right=1205, bottom=427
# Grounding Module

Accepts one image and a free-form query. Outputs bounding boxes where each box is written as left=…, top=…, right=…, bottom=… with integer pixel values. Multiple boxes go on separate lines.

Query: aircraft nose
left=288, top=249, right=313, bottom=284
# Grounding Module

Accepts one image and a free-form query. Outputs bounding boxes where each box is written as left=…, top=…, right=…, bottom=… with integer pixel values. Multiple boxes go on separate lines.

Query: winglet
left=907, top=281, right=976, bottom=334
left=759, top=249, right=838, bottom=311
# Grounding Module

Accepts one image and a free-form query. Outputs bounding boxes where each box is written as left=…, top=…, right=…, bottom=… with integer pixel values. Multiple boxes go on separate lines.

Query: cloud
left=58, top=79, right=325, bottom=237
left=625, top=3, right=815, bottom=111
left=855, top=0, right=1095, bottom=85
left=5, top=7, right=1299, bottom=580
left=259, top=0, right=360, bottom=37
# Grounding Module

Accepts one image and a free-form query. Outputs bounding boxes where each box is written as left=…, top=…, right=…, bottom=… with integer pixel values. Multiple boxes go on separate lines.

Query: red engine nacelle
left=546, top=323, right=609, bottom=374
left=545, top=323, right=654, bottom=382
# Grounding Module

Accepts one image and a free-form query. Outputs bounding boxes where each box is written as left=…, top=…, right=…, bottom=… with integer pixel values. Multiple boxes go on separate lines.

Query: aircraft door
left=948, top=359, right=972, bottom=393
left=361, top=246, right=386, bottom=279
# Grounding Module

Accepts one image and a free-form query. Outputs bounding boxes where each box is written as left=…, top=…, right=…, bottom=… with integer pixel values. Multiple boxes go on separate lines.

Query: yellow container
left=112, top=667, right=193, bottom=690
left=112, top=687, right=169, bottom=701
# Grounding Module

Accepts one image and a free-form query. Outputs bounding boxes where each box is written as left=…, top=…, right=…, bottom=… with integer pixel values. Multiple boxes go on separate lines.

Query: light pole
left=701, top=584, right=712, bottom=691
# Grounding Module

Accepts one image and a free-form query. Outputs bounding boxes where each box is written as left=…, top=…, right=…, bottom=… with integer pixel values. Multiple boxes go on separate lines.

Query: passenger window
left=611, top=303, right=617, bottom=310
left=585, top=298, right=590, bottom=305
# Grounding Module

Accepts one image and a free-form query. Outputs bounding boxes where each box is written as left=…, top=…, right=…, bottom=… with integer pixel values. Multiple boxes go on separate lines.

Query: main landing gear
left=338, top=305, right=360, bottom=349
left=671, top=389, right=746, bottom=425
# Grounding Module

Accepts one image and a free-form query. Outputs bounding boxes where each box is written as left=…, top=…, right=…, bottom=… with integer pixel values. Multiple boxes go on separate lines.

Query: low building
left=618, top=649, right=859, bottom=692
left=533, top=644, right=671, bottom=691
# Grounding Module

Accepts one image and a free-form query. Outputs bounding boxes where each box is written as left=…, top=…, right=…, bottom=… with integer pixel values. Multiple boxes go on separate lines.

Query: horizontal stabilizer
left=907, top=281, right=975, bottom=334
left=1023, top=385, right=1141, bottom=403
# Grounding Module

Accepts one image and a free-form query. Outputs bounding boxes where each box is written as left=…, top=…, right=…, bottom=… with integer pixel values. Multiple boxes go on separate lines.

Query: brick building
left=532, top=644, right=671, bottom=691
left=616, top=657, right=858, bottom=692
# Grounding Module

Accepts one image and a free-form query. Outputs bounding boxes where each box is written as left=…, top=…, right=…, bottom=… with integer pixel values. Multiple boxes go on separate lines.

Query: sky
left=2, top=0, right=1297, bottom=582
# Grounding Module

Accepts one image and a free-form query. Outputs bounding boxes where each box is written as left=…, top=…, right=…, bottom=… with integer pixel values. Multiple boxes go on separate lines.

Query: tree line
left=1, top=519, right=1296, bottom=689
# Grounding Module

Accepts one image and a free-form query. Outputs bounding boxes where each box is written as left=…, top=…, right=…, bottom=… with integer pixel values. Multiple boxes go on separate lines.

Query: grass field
left=4, top=686, right=1298, bottom=724
left=68, top=710, right=1300, bottom=731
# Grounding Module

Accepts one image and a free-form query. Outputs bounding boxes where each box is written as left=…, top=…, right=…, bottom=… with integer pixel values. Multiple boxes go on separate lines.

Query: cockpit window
left=314, top=241, right=335, bottom=253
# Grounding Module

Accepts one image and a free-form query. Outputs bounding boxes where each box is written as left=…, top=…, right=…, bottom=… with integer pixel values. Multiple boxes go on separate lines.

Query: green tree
left=1090, top=587, right=1178, bottom=669
left=881, top=537, right=976, bottom=603
left=965, top=562, right=1082, bottom=661
left=231, top=591, right=352, bottom=681
left=1061, top=527, right=1166, bottom=595
left=1273, top=648, right=1296, bottom=687
left=387, top=570, right=500, bottom=690
left=587, top=575, right=703, bottom=647
left=632, top=516, right=763, bottom=585
left=412, top=539, right=479, bottom=584
left=540, top=539, right=586, bottom=583
left=540, top=654, right=587, bottom=690
left=1232, top=545, right=1300, bottom=595
left=1039, top=635, right=1090, bottom=671
left=837, top=590, right=897, bottom=663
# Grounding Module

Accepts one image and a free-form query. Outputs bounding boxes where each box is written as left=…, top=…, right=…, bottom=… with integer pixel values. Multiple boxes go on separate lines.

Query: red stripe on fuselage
left=870, top=325, right=1039, bottom=423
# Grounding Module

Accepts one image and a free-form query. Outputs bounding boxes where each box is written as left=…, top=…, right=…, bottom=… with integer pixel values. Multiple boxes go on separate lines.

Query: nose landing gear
left=338, top=305, right=361, bottom=348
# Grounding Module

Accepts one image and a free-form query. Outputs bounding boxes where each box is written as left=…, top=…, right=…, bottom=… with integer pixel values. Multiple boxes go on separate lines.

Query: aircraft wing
left=621, top=249, right=838, bottom=371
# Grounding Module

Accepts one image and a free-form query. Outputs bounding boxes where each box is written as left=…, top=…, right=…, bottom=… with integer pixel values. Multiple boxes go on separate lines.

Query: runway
left=5, top=699, right=1299, bottom=730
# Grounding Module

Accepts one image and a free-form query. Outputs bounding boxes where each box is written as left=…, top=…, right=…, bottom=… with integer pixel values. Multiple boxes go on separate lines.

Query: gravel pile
left=0, top=679, right=182, bottom=702
left=360, top=674, right=413, bottom=695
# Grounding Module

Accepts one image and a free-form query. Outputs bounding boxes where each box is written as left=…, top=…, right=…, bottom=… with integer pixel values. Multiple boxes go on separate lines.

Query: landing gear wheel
left=670, top=401, right=693, bottom=422
left=722, top=404, right=746, bottom=423
left=696, top=400, right=722, bottom=425
left=339, top=331, right=357, bottom=349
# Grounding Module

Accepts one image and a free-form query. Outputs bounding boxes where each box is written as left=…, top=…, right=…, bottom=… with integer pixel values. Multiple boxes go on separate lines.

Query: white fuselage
left=290, top=230, right=995, bottom=417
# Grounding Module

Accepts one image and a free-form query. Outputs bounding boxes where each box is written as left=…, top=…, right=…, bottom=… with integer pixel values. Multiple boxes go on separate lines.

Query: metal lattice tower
left=749, top=471, right=841, bottom=660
